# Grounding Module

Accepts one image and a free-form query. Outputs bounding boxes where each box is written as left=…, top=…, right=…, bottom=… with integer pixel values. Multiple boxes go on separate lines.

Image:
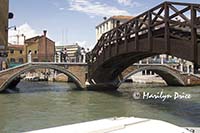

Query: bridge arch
left=1, top=64, right=84, bottom=91
left=119, top=65, right=185, bottom=87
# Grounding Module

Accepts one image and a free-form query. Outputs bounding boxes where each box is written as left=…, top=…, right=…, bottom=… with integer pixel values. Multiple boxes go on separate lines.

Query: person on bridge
left=85, top=48, right=90, bottom=63
left=80, top=47, right=86, bottom=63
left=62, top=48, right=70, bottom=62
left=63, top=48, right=68, bottom=62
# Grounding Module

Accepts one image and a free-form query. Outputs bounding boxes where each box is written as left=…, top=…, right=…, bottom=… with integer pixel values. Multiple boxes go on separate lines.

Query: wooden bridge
left=87, top=1, right=200, bottom=89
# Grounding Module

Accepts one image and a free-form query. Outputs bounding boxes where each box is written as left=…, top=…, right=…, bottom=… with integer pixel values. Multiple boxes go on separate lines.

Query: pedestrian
left=80, top=47, right=86, bottom=63
left=63, top=48, right=68, bottom=62
left=60, top=50, right=63, bottom=62
left=86, top=48, right=90, bottom=63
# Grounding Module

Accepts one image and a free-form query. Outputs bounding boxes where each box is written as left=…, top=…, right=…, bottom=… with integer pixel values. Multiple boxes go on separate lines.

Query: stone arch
left=118, top=65, right=185, bottom=87
left=1, top=64, right=84, bottom=91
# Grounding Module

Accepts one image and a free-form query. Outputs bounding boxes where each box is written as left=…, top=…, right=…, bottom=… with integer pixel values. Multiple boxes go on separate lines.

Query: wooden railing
left=88, top=1, right=200, bottom=65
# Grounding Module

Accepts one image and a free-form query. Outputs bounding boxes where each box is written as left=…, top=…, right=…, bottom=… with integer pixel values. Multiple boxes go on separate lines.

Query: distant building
left=7, top=44, right=25, bottom=67
left=6, top=30, right=55, bottom=67
left=96, top=15, right=134, bottom=42
left=25, top=30, right=55, bottom=62
left=55, top=43, right=81, bottom=62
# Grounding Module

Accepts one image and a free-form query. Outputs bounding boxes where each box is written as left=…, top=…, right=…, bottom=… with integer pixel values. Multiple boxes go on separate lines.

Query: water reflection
left=0, top=81, right=199, bottom=132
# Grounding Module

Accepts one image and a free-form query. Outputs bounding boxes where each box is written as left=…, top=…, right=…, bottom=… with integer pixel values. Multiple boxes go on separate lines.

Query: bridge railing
left=89, top=1, right=200, bottom=66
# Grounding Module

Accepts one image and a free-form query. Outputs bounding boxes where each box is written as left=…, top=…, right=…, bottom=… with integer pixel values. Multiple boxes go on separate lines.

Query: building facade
left=0, top=0, right=8, bottom=51
left=0, top=0, right=9, bottom=70
left=96, top=16, right=134, bottom=42
left=7, top=44, right=25, bottom=67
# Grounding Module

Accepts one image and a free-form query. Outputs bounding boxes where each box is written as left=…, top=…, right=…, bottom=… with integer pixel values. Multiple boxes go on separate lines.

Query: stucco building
left=96, top=16, right=134, bottom=42
left=0, top=0, right=9, bottom=70
left=0, top=0, right=8, bottom=51
left=7, top=44, right=25, bottom=67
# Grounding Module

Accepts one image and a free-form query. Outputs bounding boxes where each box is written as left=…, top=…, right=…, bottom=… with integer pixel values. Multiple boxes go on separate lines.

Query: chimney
left=43, top=30, right=47, bottom=37
left=43, top=30, right=47, bottom=61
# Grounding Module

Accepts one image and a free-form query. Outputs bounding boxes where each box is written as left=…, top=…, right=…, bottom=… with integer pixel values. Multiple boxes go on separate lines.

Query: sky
left=8, top=0, right=200, bottom=49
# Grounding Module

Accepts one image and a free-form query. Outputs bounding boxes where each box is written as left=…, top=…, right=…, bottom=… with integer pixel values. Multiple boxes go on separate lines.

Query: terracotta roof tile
left=111, top=15, right=134, bottom=20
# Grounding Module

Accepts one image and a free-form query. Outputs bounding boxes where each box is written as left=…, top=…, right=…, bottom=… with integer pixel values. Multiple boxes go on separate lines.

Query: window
left=19, top=50, right=23, bottom=54
left=71, top=59, right=75, bottom=62
left=10, top=49, right=14, bottom=54
left=10, top=58, right=15, bottom=63
left=34, top=50, right=37, bottom=54
left=106, top=22, right=108, bottom=30
left=19, top=58, right=23, bottom=63
left=142, top=71, right=145, bottom=75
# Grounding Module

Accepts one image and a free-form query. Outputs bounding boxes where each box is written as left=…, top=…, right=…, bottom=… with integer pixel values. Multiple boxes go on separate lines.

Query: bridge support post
left=135, top=20, right=139, bottom=50
left=148, top=11, right=153, bottom=51
left=193, top=64, right=199, bottom=74
left=164, top=2, right=170, bottom=53
left=191, top=6, right=198, bottom=74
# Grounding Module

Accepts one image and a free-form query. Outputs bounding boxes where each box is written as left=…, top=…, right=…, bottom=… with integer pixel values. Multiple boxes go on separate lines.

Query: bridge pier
left=87, top=83, right=118, bottom=91
left=193, top=64, right=199, bottom=74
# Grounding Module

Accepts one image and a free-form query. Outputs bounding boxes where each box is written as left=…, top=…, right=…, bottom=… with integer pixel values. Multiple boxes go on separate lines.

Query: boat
left=130, top=74, right=166, bottom=84
left=25, top=117, right=197, bottom=133
left=24, top=76, right=40, bottom=81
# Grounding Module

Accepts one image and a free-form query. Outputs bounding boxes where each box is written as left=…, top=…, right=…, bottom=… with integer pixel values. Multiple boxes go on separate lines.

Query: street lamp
left=6, top=25, right=16, bottom=31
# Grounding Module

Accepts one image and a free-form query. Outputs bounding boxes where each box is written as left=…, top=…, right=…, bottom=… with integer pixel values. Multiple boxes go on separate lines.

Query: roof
left=25, top=35, right=55, bottom=46
left=111, top=15, right=134, bottom=20
left=8, top=44, right=24, bottom=49
left=25, top=36, right=40, bottom=42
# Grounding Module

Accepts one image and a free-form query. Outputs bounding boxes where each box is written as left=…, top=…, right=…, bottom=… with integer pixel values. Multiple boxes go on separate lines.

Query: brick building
left=25, top=30, right=55, bottom=62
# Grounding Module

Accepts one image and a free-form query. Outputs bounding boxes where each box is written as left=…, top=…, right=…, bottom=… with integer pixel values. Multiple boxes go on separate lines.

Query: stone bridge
left=121, top=64, right=200, bottom=86
left=0, top=62, right=88, bottom=91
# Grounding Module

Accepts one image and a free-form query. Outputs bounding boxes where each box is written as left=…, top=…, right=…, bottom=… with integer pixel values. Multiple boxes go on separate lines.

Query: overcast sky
left=8, top=0, right=200, bottom=49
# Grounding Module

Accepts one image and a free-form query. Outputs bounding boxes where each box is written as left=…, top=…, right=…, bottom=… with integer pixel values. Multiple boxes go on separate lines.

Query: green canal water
left=0, top=81, right=199, bottom=133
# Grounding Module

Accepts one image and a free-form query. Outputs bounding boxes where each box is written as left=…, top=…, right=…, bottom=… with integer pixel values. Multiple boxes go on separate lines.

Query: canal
left=0, top=81, right=199, bottom=133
